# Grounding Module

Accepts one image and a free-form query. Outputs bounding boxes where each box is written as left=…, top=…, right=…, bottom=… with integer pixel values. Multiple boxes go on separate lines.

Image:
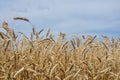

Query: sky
left=0, top=0, right=120, bottom=38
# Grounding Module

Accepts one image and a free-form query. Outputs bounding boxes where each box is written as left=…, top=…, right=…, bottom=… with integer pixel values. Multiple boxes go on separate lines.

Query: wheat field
left=0, top=17, right=120, bottom=80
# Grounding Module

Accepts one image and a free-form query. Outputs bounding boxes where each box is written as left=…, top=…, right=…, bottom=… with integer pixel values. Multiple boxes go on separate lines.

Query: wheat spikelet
left=2, top=22, right=16, bottom=40
left=50, top=64, right=58, bottom=79
left=60, top=32, right=66, bottom=39
left=0, top=32, right=9, bottom=40
left=71, top=40, right=76, bottom=49
left=73, top=69, right=81, bottom=79
left=13, top=17, right=30, bottom=22
left=39, top=29, right=44, bottom=35
left=35, top=32, right=39, bottom=39
left=13, top=67, right=25, bottom=78
left=101, top=41, right=109, bottom=50
left=61, top=41, right=68, bottom=49
left=99, top=67, right=111, bottom=74
left=82, top=35, right=85, bottom=39
left=46, top=28, right=50, bottom=38
left=4, top=40, right=10, bottom=51
left=75, top=36, right=81, bottom=47
left=30, top=33, right=33, bottom=40
left=19, top=32, right=29, bottom=40
left=65, top=64, right=73, bottom=73
left=32, top=27, right=36, bottom=35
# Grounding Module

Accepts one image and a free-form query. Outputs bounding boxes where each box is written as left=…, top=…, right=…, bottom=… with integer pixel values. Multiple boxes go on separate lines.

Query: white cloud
left=0, top=0, right=120, bottom=36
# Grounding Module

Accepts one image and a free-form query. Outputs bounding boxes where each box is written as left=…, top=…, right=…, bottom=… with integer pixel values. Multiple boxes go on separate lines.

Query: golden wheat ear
left=2, top=21, right=16, bottom=40
left=13, top=17, right=30, bottom=22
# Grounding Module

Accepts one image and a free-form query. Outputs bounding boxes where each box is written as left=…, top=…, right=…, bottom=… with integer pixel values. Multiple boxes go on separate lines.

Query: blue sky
left=0, top=0, right=120, bottom=37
